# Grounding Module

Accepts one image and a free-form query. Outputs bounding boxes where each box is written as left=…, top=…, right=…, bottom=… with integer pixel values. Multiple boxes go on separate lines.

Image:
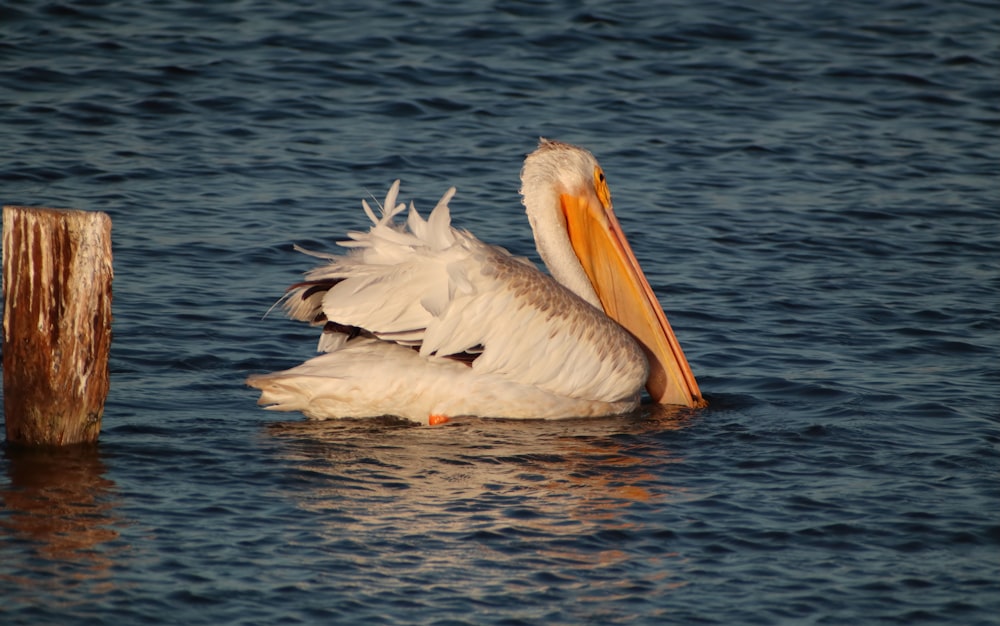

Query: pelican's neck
left=520, top=141, right=603, bottom=310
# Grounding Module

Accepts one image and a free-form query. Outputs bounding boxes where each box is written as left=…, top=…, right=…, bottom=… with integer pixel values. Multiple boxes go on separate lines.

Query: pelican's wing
left=281, top=183, right=645, bottom=404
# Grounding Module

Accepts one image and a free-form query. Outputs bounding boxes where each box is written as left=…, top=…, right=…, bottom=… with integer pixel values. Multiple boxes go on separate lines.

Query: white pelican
left=248, top=139, right=705, bottom=424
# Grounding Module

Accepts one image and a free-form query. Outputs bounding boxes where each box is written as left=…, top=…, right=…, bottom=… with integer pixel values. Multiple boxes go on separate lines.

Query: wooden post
left=2, top=206, right=113, bottom=446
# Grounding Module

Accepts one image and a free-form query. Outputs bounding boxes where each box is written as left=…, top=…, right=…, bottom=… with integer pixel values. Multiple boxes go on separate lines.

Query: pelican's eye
left=593, top=166, right=612, bottom=209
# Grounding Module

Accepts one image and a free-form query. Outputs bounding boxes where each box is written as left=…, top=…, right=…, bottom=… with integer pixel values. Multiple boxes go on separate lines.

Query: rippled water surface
left=2, top=1, right=999, bottom=624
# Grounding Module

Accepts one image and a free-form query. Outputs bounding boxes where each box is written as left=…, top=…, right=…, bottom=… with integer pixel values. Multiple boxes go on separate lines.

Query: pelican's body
left=248, top=140, right=703, bottom=424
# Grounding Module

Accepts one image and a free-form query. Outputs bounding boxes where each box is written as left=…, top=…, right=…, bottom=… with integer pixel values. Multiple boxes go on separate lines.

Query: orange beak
left=560, top=170, right=706, bottom=408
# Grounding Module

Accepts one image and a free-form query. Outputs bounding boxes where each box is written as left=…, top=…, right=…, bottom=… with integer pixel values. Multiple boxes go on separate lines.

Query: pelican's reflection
left=265, top=406, right=697, bottom=545
left=0, top=444, right=123, bottom=601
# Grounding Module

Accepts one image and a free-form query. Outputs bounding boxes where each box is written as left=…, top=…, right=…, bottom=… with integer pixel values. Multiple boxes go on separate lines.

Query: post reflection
left=0, top=444, right=123, bottom=601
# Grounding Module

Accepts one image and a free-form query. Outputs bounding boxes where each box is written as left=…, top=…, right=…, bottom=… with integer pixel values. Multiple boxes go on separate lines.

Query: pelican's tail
left=277, top=182, right=460, bottom=332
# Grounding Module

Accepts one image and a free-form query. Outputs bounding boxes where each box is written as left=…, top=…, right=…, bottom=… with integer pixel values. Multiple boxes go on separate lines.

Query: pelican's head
left=520, top=139, right=705, bottom=409
left=520, top=139, right=609, bottom=308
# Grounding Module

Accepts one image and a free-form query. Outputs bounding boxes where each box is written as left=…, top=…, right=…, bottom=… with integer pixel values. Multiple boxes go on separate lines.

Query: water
left=2, top=0, right=999, bottom=623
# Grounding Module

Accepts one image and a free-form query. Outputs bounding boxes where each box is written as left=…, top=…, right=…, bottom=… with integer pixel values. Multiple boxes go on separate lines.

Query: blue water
left=2, top=0, right=999, bottom=624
